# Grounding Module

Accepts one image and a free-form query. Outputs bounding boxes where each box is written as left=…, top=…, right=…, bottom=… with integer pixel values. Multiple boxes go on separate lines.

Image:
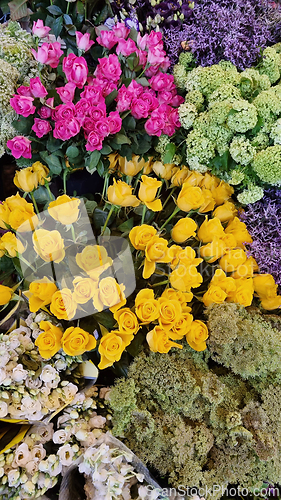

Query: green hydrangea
left=186, top=129, right=216, bottom=172
left=0, top=21, right=37, bottom=82
left=237, top=185, right=264, bottom=204
left=253, top=88, right=281, bottom=132
left=155, top=135, right=170, bottom=154
left=208, top=100, right=233, bottom=124
left=178, top=102, right=198, bottom=130
left=258, top=46, right=281, bottom=84
left=226, top=100, right=258, bottom=133
left=251, top=145, right=281, bottom=185
left=173, top=63, right=188, bottom=89
left=229, top=135, right=256, bottom=165
left=239, top=68, right=271, bottom=98
left=208, top=83, right=241, bottom=104
left=184, top=64, right=238, bottom=97
left=178, top=51, right=196, bottom=70
left=228, top=169, right=245, bottom=185
left=251, top=131, right=269, bottom=150
left=185, top=89, right=205, bottom=111
left=270, top=118, right=281, bottom=144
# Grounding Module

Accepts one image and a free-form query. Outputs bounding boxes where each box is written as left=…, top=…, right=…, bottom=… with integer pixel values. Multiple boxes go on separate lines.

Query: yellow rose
left=186, top=320, right=208, bottom=351
left=93, top=277, right=126, bottom=313
left=211, top=180, right=234, bottom=205
left=199, top=172, right=219, bottom=190
left=32, top=162, right=50, bottom=185
left=62, top=326, right=96, bottom=356
left=184, top=171, right=204, bottom=187
left=169, top=245, right=202, bottom=270
left=200, top=237, right=227, bottom=263
left=231, top=256, right=259, bottom=279
left=147, top=325, right=183, bottom=353
left=219, top=248, right=247, bottom=272
left=72, top=276, right=97, bottom=304
left=33, top=229, right=65, bottom=263
left=198, top=188, right=216, bottom=213
left=119, top=155, right=147, bottom=177
left=98, top=331, right=125, bottom=369
left=107, top=179, right=140, bottom=207
left=253, top=274, right=278, bottom=298
left=129, top=224, right=157, bottom=250
left=35, top=320, right=63, bottom=359
left=171, top=218, right=197, bottom=243
left=161, top=288, right=193, bottom=305
left=5, top=192, right=30, bottom=211
left=134, top=289, right=160, bottom=324
left=152, top=161, right=177, bottom=180
left=48, top=195, right=81, bottom=225
left=225, top=217, right=252, bottom=248
left=176, top=185, right=205, bottom=212
left=13, top=167, right=39, bottom=192
left=0, top=232, right=25, bottom=257
left=143, top=157, right=154, bottom=175
left=143, top=236, right=171, bottom=279
left=0, top=202, right=11, bottom=229
left=197, top=217, right=225, bottom=243
left=210, top=269, right=236, bottom=294
left=222, top=233, right=237, bottom=249
left=0, top=284, right=13, bottom=306
left=50, top=289, right=77, bottom=320
left=260, top=295, right=281, bottom=310
left=138, top=175, right=162, bottom=211
left=114, top=307, right=139, bottom=335
left=107, top=153, right=119, bottom=173
left=5, top=193, right=38, bottom=232
left=213, top=201, right=237, bottom=222
left=169, top=264, right=203, bottom=292
left=158, top=297, right=182, bottom=331
left=169, top=311, right=193, bottom=340
left=76, top=245, right=113, bottom=281
left=203, top=285, right=227, bottom=307
left=25, top=277, right=58, bottom=312
left=227, top=277, right=254, bottom=307
left=171, top=167, right=190, bottom=187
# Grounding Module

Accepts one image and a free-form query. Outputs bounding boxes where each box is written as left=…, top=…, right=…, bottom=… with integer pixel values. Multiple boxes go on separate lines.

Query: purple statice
left=164, top=0, right=281, bottom=68
left=240, top=188, right=281, bottom=287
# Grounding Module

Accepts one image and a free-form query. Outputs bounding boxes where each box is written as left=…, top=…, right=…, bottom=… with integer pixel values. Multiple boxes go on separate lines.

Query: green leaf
left=76, top=0, right=85, bottom=15
left=117, top=218, right=134, bottom=232
left=100, top=145, right=112, bottom=155
left=39, top=152, right=62, bottom=175
left=85, top=199, right=98, bottom=215
left=12, top=116, right=34, bottom=135
left=115, top=133, right=131, bottom=145
left=66, top=145, right=79, bottom=158
left=93, top=208, right=114, bottom=231
left=63, top=14, right=73, bottom=24
left=47, top=4, right=63, bottom=15
left=105, top=89, right=118, bottom=106
left=128, top=27, right=138, bottom=42
left=120, top=145, right=133, bottom=160
left=96, top=159, right=105, bottom=177
left=86, top=150, right=101, bottom=174
left=127, top=330, right=146, bottom=357
left=93, top=311, right=116, bottom=330
left=127, top=52, right=138, bottom=71
left=52, top=16, right=63, bottom=38
left=8, top=0, right=28, bottom=20
left=46, top=136, right=62, bottom=153
left=135, top=77, right=149, bottom=86
left=163, top=143, right=176, bottom=164
left=123, top=116, right=136, bottom=130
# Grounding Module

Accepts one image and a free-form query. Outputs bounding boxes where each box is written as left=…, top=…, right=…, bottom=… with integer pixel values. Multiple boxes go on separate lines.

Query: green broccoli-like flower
left=178, top=51, right=196, bottom=70
left=186, top=129, right=216, bottom=172
left=253, top=88, right=281, bottom=132
left=173, top=63, right=188, bottom=89
left=229, top=135, right=256, bottom=165
left=208, top=83, right=242, bottom=104
left=239, top=68, right=271, bottom=99
left=251, top=145, right=281, bottom=185
left=155, top=134, right=171, bottom=154
left=237, top=185, right=264, bottom=204
left=185, top=64, right=239, bottom=97
left=228, top=169, right=245, bottom=185
left=185, top=89, right=205, bottom=111
left=226, top=100, right=258, bottom=133
left=270, top=118, right=281, bottom=145
left=251, top=131, right=269, bottom=150
left=258, top=46, right=281, bottom=84
left=178, top=102, right=198, bottom=130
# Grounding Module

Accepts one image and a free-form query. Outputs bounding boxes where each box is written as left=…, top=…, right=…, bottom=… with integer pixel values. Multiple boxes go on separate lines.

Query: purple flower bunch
left=240, top=188, right=281, bottom=288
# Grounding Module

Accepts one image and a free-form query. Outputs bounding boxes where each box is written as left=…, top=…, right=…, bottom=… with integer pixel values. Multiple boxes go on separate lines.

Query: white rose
left=25, top=377, right=42, bottom=390
left=31, top=328, right=42, bottom=340
left=8, top=337, right=21, bottom=350
left=89, top=415, right=106, bottom=429
left=22, top=479, right=35, bottom=495
left=29, top=423, right=54, bottom=444
left=0, top=353, right=10, bottom=368
left=0, top=368, right=7, bottom=383
left=55, top=358, right=67, bottom=371
left=25, top=314, right=35, bottom=327
left=34, top=312, right=47, bottom=323
left=8, top=403, right=24, bottom=419
left=21, top=396, right=42, bottom=418
left=31, top=444, right=46, bottom=462
left=12, top=364, right=28, bottom=382
left=0, top=401, right=8, bottom=418
left=7, top=469, right=20, bottom=487
left=40, top=365, right=58, bottom=383
left=53, top=430, right=68, bottom=444
left=57, top=444, right=74, bottom=466
left=25, top=460, right=39, bottom=476
left=14, top=443, right=31, bottom=467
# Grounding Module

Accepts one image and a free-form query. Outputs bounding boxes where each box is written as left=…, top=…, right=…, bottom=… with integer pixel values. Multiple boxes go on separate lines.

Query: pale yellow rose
left=107, top=179, right=140, bottom=207
left=76, top=245, right=112, bottom=280
left=93, top=277, right=126, bottom=313
left=48, top=195, right=81, bottom=225
left=33, top=229, right=65, bottom=263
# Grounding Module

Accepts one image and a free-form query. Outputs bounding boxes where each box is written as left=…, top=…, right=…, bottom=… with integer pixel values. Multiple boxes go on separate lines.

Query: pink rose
left=157, top=90, right=175, bottom=105
left=146, top=31, right=163, bottom=49
left=107, top=111, right=122, bottom=134
left=83, top=118, right=96, bottom=132
left=95, top=54, right=122, bottom=83
left=32, top=118, right=52, bottom=138
left=89, top=105, right=106, bottom=121
left=7, top=136, right=32, bottom=159
left=94, top=119, right=110, bottom=138
left=53, top=118, right=80, bottom=140
left=96, top=31, right=118, bottom=49
left=38, top=106, right=52, bottom=119
left=17, top=86, right=32, bottom=97
left=75, top=99, right=92, bottom=124
left=127, top=80, right=143, bottom=98
left=149, top=73, right=175, bottom=92
left=54, top=103, right=76, bottom=121
left=32, top=20, right=51, bottom=38
left=29, top=77, right=48, bottom=98
left=56, top=82, right=76, bottom=103
left=144, top=114, right=165, bottom=137
left=171, top=94, right=185, bottom=107
left=112, top=22, right=130, bottom=39
left=81, top=85, right=101, bottom=100
left=116, top=38, right=137, bottom=57
left=75, top=31, right=94, bottom=52
left=130, top=98, right=150, bottom=119
left=140, top=92, right=159, bottom=112
left=63, top=54, right=88, bottom=89
left=137, top=32, right=147, bottom=50
left=147, top=46, right=166, bottom=66
left=10, top=95, right=36, bottom=117
left=168, top=108, right=181, bottom=128
left=116, top=85, right=132, bottom=113
left=85, top=131, right=103, bottom=151
left=31, top=42, right=63, bottom=68
left=95, top=78, right=117, bottom=97
left=136, top=49, right=147, bottom=67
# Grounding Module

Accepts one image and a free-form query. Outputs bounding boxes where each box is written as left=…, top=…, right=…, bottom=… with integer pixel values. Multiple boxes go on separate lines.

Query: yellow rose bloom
left=32, top=162, right=50, bottom=185
left=5, top=194, right=38, bottom=232
left=222, top=233, right=237, bottom=249
left=48, top=194, right=81, bottom=225
left=227, top=277, right=254, bottom=307
left=0, top=284, right=13, bottom=306
left=0, top=202, right=11, bottom=229
left=72, top=276, right=97, bottom=304
left=50, top=289, right=77, bottom=320
left=171, top=218, right=198, bottom=244
left=119, top=155, right=147, bottom=177
left=203, top=285, right=227, bottom=307
left=184, top=171, right=204, bottom=187
left=107, top=152, right=119, bottom=173
left=158, top=297, right=182, bottom=331
left=5, top=192, right=30, bottom=211
left=219, top=248, right=247, bottom=273
left=260, top=295, right=281, bottom=310
left=169, top=311, right=193, bottom=340
left=0, top=232, right=25, bottom=257
left=147, top=325, right=183, bottom=353
left=152, top=161, right=177, bottom=180
left=253, top=274, right=278, bottom=298
left=13, top=167, right=39, bottom=192
left=225, top=217, right=252, bottom=248
left=176, top=184, right=205, bottom=212
left=198, top=188, right=216, bottom=213
left=62, top=326, right=96, bottom=356
left=213, top=201, right=237, bottom=222
left=107, top=179, right=140, bottom=207
left=35, top=320, right=63, bottom=359
left=25, top=277, right=58, bottom=312
left=169, top=245, right=202, bottom=270
left=134, top=289, right=160, bottom=324
left=186, top=320, right=208, bottom=351
left=169, top=264, right=203, bottom=292
left=211, top=180, right=234, bottom=205
left=161, top=288, right=193, bottom=305
left=200, top=237, right=227, bottom=263
left=199, top=172, right=219, bottom=190
left=76, top=245, right=113, bottom=281
left=231, top=256, right=259, bottom=279
left=143, top=236, right=171, bottom=279
left=93, top=277, right=126, bottom=313
left=129, top=224, right=157, bottom=250
left=197, top=217, right=225, bottom=243
left=114, top=307, right=139, bottom=335
left=210, top=269, right=236, bottom=294
left=138, top=175, right=162, bottom=211
left=98, top=331, right=126, bottom=369
left=33, top=229, right=65, bottom=263
left=171, top=167, right=190, bottom=187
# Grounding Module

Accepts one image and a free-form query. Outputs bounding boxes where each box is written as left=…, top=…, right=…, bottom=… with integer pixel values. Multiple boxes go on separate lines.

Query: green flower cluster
left=0, top=59, right=19, bottom=158
left=171, top=46, right=281, bottom=202
left=0, top=21, right=37, bottom=82
left=109, top=303, right=281, bottom=496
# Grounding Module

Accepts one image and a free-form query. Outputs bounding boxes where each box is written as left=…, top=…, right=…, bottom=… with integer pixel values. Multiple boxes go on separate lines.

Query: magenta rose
left=144, top=115, right=165, bottom=137
left=107, top=111, right=122, bottom=134
left=116, top=38, right=137, bottom=57
left=96, top=31, right=118, bottom=49
left=38, top=98, right=54, bottom=119
left=140, top=92, right=159, bottom=112
left=137, top=32, right=147, bottom=50
left=29, top=77, right=48, bottom=98
left=171, top=94, right=185, bottom=107
left=81, top=85, right=102, bottom=100
left=96, top=79, right=117, bottom=97
left=63, top=54, right=88, bottom=89
left=130, top=98, right=150, bottom=119
left=7, top=136, right=32, bottom=159
left=116, top=85, right=132, bottom=113
left=145, top=31, right=163, bottom=49
left=94, top=119, right=110, bottom=139
left=112, top=22, right=130, bottom=39
left=95, top=54, right=122, bottom=83
left=17, top=86, right=32, bottom=97
left=149, top=73, right=175, bottom=92
left=10, top=96, right=36, bottom=117
left=75, top=31, right=94, bottom=52
left=89, top=105, right=106, bottom=121
left=56, top=82, right=76, bottom=103
left=32, top=42, right=63, bottom=68
left=168, top=108, right=181, bottom=128
left=75, top=99, right=92, bottom=124
left=85, top=131, right=103, bottom=151
left=55, top=103, right=76, bottom=121
left=147, top=46, right=166, bottom=66
left=83, top=118, right=96, bottom=132
left=32, top=20, right=51, bottom=38
left=127, top=80, right=143, bottom=98
left=53, top=118, right=80, bottom=140
left=32, top=118, right=52, bottom=138
left=136, top=49, right=147, bottom=67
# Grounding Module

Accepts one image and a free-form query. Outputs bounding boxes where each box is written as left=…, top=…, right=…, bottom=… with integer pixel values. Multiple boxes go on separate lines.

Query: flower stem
left=66, top=1, right=70, bottom=14
left=101, top=206, right=114, bottom=236
left=63, top=169, right=68, bottom=194
left=30, top=192, right=42, bottom=220
left=159, top=206, right=180, bottom=230
left=162, top=187, right=176, bottom=210
left=45, top=181, right=54, bottom=201
left=152, top=279, right=169, bottom=287
left=141, top=204, right=146, bottom=225
left=71, top=224, right=76, bottom=243
left=19, top=254, right=36, bottom=274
